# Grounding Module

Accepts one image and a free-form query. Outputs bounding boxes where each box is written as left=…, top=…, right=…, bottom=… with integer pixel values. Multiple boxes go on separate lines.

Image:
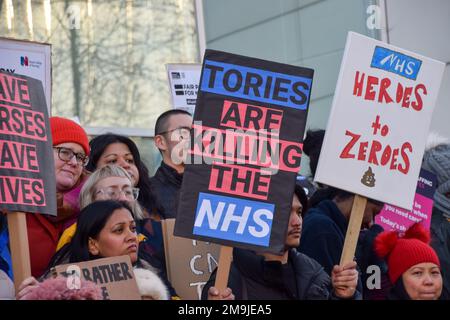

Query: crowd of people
left=0, top=111, right=449, bottom=301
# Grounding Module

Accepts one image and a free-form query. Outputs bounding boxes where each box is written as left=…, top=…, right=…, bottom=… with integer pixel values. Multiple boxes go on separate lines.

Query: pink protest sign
left=375, top=169, right=437, bottom=232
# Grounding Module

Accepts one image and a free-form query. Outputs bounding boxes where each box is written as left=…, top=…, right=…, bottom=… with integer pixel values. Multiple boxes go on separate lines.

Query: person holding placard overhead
left=26, top=117, right=90, bottom=278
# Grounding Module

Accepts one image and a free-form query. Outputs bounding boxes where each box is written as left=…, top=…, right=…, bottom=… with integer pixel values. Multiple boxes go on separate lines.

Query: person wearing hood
left=375, top=223, right=442, bottom=300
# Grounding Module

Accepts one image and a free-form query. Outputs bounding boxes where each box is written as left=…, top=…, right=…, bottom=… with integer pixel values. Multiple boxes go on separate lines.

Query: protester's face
left=94, top=176, right=135, bottom=203
left=362, top=201, right=383, bottom=229
left=53, top=142, right=85, bottom=192
left=161, top=114, right=192, bottom=166
left=88, top=208, right=138, bottom=263
left=402, top=262, right=442, bottom=300
left=96, top=143, right=140, bottom=186
left=285, top=194, right=303, bottom=248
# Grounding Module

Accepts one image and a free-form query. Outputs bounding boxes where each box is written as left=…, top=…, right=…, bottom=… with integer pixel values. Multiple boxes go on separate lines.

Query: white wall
left=386, top=0, right=450, bottom=138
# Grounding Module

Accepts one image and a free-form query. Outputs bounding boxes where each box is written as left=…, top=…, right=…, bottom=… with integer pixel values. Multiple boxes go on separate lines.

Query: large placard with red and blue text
left=0, top=71, right=56, bottom=215
left=315, top=32, right=445, bottom=210
left=174, top=50, right=313, bottom=254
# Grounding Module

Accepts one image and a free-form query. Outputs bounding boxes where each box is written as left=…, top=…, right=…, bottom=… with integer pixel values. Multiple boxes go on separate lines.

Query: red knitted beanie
left=374, top=223, right=440, bottom=284
left=50, top=117, right=90, bottom=155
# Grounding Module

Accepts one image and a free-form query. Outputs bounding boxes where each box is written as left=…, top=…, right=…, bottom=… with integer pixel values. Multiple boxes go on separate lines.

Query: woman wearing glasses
left=26, top=117, right=90, bottom=278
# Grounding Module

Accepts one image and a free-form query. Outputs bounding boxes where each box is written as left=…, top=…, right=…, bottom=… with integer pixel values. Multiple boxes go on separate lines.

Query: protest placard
left=375, top=169, right=437, bottom=232
left=0, top=71, right=56, bottom=215
left=315, top=32, right=446, bottom=211
left=174, top=49, right=313, bottom=256
left=0, top=37, right=51, bottom=112
left=162, top=219, right=220, bottom=299
left=1, top=70, right=56, bottom=288
left=167, top=63, right=201, bottom=115
left=53, top=255, right=141, bottom=300
left=314, top=32, right=445, bottom=264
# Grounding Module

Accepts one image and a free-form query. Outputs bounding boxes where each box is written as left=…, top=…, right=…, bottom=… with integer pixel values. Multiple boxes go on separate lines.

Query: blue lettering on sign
left=193, top=192, right=275, bottom=247
left=200, top=60, right=312, bottom=110
left=370, top=46, right=422, bottom=80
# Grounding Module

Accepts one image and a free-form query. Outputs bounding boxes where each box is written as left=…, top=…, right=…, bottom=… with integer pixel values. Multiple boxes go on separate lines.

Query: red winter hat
left=374, top=223, right=440, bottom=284
left=50, top=117, right=90, bottom=155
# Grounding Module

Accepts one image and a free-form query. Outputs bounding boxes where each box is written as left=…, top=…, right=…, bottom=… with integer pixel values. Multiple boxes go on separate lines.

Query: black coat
left=149, top=162, right=183, bottom=219
left=202, top=248, right=361, bottom=300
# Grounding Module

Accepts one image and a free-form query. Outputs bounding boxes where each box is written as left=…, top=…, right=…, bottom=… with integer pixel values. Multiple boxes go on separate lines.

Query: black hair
left=69, top=200, right=133, bottom=263
left=303, top=129, right=325, bottom=178
left=85, top=134, right=153, bottom=212
left=154, top=109, right=192, bottom=135
left=45, top=201, right=134, bottom=271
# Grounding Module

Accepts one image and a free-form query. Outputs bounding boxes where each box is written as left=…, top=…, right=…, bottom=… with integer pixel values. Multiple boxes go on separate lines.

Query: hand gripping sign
left=174, top=50, right=314, bottom=292
left=315, top=32, right=445, bottom=265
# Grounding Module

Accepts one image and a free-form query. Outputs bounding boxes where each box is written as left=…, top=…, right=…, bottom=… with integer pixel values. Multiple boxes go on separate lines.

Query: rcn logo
left=370, top=46, right=422, bottom=80
left=20, top=56, right=29, bottom=67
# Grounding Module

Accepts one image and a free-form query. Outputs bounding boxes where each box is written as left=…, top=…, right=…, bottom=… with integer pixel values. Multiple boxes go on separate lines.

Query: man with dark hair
left=150, top=109, right=192, bottom=219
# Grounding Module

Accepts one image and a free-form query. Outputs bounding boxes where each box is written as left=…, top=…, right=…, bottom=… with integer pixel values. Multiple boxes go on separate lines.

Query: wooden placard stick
left=212, top=245, right=233, bottom=299
left=6, top=211, right=31, bottom=292
left=340, top=194, right=367, bottom=265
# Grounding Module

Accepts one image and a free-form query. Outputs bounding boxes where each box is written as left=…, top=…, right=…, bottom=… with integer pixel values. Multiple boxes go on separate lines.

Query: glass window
left=0, top=0, right=200, bottom=131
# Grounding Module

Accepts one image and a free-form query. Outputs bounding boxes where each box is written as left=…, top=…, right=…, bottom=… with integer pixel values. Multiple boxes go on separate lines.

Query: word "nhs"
left=371, top=46, right=422, bottom=80
left=193, top=193, right=274, bottom=247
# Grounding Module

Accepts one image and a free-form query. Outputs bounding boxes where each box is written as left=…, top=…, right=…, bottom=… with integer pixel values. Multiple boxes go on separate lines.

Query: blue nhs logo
left=371, top=46, right=422, bottom=80
left=193, top=192, right=274, bottom=247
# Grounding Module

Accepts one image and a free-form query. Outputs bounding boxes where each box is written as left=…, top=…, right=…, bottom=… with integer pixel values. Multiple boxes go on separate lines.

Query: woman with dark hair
left=17, top=201, right=169, bottom=300
left=83, top=134, right=171, bottom=296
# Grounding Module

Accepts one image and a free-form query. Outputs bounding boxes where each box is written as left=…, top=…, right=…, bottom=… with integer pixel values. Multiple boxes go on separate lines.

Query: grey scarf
left=434, top=180, right=450, bottom=219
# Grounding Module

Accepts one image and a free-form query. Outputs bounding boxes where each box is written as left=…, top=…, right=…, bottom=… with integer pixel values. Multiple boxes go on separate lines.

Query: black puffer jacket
left=149, top=162, right=183, bottom=219
left=202, top=248, right=361, bottom=300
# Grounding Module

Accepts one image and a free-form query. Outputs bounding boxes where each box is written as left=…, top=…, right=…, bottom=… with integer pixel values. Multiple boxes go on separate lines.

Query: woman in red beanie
left=375, top=223, right=443, bottom=300
left=26, top=116, right=90, bottom=278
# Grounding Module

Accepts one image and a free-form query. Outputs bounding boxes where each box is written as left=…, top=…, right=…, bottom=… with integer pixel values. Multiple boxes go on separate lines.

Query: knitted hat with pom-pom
left=374, top=223, right=440, bottom=284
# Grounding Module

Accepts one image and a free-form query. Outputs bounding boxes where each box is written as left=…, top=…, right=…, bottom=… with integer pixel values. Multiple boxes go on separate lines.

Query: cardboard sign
left=52, top=255, right=141, bottom=300
left=0, top=37, right=51, bottom=112
left=167, top=63, right=201, bottom=115
left=315, top=32, right=445, bottom=210
left=0, top=71, right=56, bottom=215
left=174, top=49, right=313, bottom=254
left=162, top=219, right=220, bottom=300
left=375, top=169, right=437, bottom=232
